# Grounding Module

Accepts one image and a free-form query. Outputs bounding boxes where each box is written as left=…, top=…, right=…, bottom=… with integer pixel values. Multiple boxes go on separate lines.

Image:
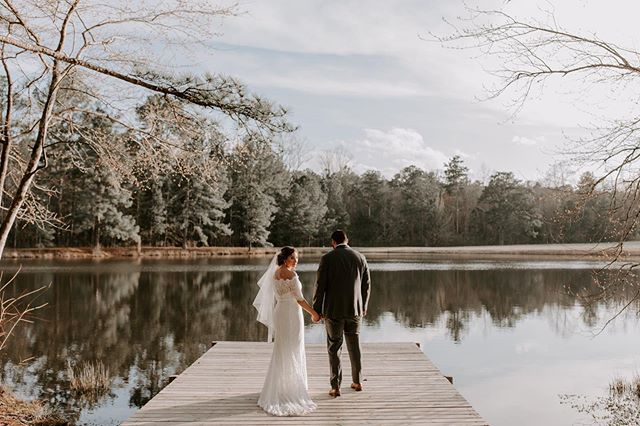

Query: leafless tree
left=0, top=268, right=48, bottom=353
left=275, top=133, right=311, bottom=171
left=0, top=0, right=293, bottom=258
left=434, top=5, right=640, bottom=314
left=319, top=146, right=353, bottom=176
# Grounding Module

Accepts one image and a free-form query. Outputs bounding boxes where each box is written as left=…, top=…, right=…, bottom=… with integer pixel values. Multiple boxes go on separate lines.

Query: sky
left=174, top=0, right=640, bottom=182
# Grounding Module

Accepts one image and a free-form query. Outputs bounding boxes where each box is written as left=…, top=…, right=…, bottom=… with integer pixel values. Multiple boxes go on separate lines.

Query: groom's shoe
left=328, top=388, right=341, bottom=397
left=350, top=383, right=363, bottom=392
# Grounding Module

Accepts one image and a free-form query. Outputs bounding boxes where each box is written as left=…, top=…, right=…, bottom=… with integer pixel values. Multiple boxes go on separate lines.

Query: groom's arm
left=361, top=258, right=371, bottom=316
left=313, top=256, right=327, bottom=315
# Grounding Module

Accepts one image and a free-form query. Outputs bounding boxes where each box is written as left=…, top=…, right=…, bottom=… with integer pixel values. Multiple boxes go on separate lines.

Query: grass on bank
left=561, top=375, right=640, bottom=425
left=67, top=360, right=112, bottom=407
left=610, top=375, right=640, bottom=399
left=67, top=360, right=111, bottom=392
left=0, top=386, right=67, bottom=426
left=1, top=272, right=66, bottom=425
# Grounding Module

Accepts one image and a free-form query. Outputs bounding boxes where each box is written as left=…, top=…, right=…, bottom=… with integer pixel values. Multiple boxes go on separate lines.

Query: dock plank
left=122, top=342, right=488, bottom=425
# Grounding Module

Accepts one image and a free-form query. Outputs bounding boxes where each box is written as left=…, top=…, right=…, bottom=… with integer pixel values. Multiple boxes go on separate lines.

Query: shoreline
left=2, top=242, right=640, bottom=261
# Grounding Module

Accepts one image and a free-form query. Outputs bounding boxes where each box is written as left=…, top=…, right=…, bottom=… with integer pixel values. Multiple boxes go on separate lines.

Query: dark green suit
left=313, top=245, right=370, bottom=389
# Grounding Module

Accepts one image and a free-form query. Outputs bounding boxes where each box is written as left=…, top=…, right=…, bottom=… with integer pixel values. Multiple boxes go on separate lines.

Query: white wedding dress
left=256, top=274, right=317, bottom=416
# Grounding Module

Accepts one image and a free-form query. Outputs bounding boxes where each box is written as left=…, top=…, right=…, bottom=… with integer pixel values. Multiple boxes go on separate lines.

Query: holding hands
left=298, top=298, right=322, bottom=323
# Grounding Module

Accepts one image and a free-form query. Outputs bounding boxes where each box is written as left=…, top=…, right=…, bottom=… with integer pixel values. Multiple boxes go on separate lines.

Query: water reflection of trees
left=2, top=263, right=638, bottom=423
left=1, top=266, right=258, bottom=419
left=359, top=268, right=639, bottom=342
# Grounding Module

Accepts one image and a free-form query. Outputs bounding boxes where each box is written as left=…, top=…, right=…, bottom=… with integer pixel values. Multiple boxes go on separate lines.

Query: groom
left=313, top=230, right=371, bottom=397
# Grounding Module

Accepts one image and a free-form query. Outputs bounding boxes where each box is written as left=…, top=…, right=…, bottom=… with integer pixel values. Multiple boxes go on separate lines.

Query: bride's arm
left=297, top=298, right=321, bottom=322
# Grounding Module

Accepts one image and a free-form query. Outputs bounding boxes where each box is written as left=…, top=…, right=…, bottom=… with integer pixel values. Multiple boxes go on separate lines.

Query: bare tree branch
left=0, top=267, right=49, bottom=352
left=0, top=33, right=291, bottom=133
left=0, top=27, right=14, bottom=212
left=436, top=6, right=640, bottom=325
left=0, top=0, right=79, bottom=257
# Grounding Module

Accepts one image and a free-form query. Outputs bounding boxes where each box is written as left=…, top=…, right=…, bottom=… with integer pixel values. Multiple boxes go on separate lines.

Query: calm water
left=1, top=256, right=639, bottom=425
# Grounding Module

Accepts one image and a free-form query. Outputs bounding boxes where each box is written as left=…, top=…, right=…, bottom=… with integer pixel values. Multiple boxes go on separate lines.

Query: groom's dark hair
left=331, top=230, right=347, bottom=244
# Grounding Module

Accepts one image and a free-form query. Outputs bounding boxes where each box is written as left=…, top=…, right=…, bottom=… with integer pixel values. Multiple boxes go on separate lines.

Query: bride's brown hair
left=276, top=246, right=296, bottom=266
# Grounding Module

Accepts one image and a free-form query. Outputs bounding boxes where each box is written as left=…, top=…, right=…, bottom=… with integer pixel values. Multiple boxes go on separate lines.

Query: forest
left=0, top=2, right=636, bottom=253
left=6, top=88, right=629, bottom=250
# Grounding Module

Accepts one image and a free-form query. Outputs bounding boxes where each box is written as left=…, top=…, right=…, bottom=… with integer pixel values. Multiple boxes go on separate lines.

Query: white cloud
left=512, top=136, right=541, bottom=147
left=217, top=0, right=490, bottom=99
left=309, top=127, right=452, bottom=177
left=202, top=0, right=640, bottom=179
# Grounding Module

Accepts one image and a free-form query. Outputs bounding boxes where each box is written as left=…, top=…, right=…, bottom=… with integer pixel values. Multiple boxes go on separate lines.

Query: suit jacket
left=313, top=245, right=370, bottom=318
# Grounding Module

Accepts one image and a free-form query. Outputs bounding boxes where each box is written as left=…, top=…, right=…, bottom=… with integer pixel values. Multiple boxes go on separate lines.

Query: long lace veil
left=253, top=254, right=278, bottom=342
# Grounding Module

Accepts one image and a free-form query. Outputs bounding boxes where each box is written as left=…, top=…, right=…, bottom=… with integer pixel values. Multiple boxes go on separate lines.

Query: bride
left=253, top=246, right=320, bottom=416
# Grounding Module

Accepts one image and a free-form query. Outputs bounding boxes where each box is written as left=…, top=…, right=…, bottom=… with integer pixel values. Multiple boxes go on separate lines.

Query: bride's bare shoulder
left=275, top=266, right=295, bottom=280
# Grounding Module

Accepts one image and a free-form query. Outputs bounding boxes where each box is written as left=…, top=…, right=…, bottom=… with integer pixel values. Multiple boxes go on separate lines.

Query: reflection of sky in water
left=77, top=386, right=135, bottom=426
left=304, top=306, right=640, bottom=426
left=3, top=258, right=640, bottom=426
left=0, top=259, right=623, bottom=273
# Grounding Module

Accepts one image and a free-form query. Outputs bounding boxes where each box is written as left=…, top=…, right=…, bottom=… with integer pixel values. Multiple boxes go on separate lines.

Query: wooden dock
left=122, top=341, right=487, bottom=425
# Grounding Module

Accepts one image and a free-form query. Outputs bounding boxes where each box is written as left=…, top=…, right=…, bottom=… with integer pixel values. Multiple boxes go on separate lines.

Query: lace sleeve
left=291, top=277, right=304, bottom=301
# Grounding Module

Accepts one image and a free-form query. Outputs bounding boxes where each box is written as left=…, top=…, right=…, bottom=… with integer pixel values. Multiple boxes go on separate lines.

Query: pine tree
left=72, top=160, right=139, bottom=248
left=348, top=171, right=389, bottom=246
left=270, top=170, right=328, bottom=246
left=132, top=95, right=231, bottom=247
left=319, top=168, right=357, bottom=243
left=390, top=166, right=442, bottom=246
left=443, top=155, right=471, bottom=243
left=168, top=173, right=230, bottom=247
left=228, top=135, right=288, bottom=247
left=471, top=172, right=540, bottom=245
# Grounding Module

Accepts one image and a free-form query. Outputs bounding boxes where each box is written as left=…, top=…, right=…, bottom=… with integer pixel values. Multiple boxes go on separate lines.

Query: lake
left=1, top=255, right=639, bottom=425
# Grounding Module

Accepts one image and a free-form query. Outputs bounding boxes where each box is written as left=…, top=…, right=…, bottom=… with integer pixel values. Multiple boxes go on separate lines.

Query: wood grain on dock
left=122, top=341, right=487, bottom=425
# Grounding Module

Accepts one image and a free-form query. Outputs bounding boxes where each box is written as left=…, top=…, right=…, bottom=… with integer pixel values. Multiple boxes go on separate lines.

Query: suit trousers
left=324, top=316, right=362, bottom=389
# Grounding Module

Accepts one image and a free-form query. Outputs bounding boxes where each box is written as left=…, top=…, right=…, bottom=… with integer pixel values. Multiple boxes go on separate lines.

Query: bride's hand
left=311, top=312, right=321, bottom=323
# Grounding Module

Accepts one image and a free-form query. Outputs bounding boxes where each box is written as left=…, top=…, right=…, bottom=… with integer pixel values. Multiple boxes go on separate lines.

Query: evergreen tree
left=318, top=167, right=358, bottom=244
left=136, top=179, right=170, bottom=246
left=270, top=170, right=328, bottom=246
left=131, top=95, right=231, bottom=247
left=471, top=172, right=540, bottom=245
left=563, top=172, right=618, bottom=243
left=348, top=171, right=389, bottom=246
left=71, top=115, right=140, bottom=248
left=228, top=135, right=288, bottom=247
left=444, top=155, right=469, bottom=195
left=390, top=166, right=442, bottom=246
left=168, top=172, right=230, bottom=247
left=442, top=156, right=473, bottom=245
left=76, top=162, right=140, bottom=248
left=36, top=103, right=140, bottom=248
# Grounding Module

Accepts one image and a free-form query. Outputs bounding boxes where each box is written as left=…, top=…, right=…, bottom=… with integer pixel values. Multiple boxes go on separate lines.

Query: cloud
left=214, top=1, right=489, bottom=99
left=202, top=0, right=638, bottom=179
left=309, top=127, right=452, bottom=177
left=512, top=136, right=541, bottom=146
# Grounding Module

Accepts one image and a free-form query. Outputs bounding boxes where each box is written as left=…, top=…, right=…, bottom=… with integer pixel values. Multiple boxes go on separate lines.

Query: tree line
left=5, top=92, right=631, bottom=249
left=0, top=1, right=291, bottom=259
left=1, top=2, right=637, bottom=254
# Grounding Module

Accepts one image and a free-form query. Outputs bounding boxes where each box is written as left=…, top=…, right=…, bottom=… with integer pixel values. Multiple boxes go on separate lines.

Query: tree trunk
left=0, top=42, right=14, bottom=212
left=0, top=1, right=77, bottom=259
left=93, top=216, right=101, bottom=250
left=0, top=68, right=63, bottom=258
